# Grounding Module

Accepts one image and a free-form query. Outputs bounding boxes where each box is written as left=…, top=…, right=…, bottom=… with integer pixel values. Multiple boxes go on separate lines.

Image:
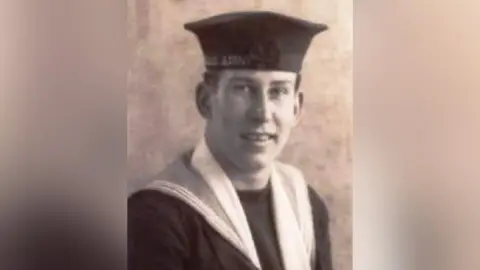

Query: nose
left=248, top=91, right=272, bottom=123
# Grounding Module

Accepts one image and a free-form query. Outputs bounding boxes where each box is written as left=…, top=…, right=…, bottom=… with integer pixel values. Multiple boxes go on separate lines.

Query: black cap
left=184, top=11, right=328, bottom=72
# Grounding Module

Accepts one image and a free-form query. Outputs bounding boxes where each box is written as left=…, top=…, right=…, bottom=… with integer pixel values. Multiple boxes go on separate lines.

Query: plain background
left=127, top=1, right=352, bottom=270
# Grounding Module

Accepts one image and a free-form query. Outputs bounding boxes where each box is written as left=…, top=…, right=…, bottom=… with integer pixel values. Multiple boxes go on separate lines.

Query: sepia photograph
left=127, top=1, right=352, bottom=270
left=4, top=1, right=480, bottom=270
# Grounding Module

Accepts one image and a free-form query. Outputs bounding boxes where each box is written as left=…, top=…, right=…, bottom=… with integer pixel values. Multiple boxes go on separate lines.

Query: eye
left=269, top=86, right=290, bottom=98
left=232, top=83, right=254, bottom=94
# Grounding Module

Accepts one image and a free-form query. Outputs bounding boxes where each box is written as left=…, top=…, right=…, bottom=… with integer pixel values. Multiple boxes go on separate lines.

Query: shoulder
left=128, top=151, right=197, bottom=215
left=128, top=190, right=201, bottom=269
left=129, top=188, right=198, bottom=216
left=128, top=189, right=206, bottom=255
left=307, top=187, right=329, bottom=217
left=128, top=189, right=201, bottom=230
left=307, top=186, right=330, bottom=228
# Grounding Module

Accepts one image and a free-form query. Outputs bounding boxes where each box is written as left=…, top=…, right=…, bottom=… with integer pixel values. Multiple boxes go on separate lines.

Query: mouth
left=240, top=132, right=277, bottom=142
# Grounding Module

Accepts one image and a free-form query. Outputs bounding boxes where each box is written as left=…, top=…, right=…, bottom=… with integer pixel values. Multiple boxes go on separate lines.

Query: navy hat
left=184, top=11, right=328, bottom=72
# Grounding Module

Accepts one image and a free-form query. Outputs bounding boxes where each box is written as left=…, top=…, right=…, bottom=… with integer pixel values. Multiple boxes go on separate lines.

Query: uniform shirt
left=237, top=183, right=285, bottom=270
left=128, top=186, right=333, bottom=270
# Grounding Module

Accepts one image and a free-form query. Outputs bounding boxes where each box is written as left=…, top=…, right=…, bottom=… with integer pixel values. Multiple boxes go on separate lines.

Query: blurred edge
left=2, top=0, right=480, bottom=269
left=354, top=0, right=480, bottom=270
left=1, top=0, right=127, bottom=269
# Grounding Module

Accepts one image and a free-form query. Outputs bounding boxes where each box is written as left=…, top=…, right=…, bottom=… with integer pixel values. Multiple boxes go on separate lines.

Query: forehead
left=218, top=69, right=297, bottom=83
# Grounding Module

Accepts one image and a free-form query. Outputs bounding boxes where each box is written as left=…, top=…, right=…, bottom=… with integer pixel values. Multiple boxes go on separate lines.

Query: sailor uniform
left=129, top=11, right=332, bottom=270
left=128, top=140, right=333, bottom=270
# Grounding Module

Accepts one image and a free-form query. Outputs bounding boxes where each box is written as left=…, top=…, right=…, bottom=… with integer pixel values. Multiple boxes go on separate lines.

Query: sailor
left=129, top=11, right=333, bottom=270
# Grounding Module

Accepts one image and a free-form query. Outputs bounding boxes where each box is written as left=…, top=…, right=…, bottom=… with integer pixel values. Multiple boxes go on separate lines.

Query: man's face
left=205, top=69, right=302, bottom=172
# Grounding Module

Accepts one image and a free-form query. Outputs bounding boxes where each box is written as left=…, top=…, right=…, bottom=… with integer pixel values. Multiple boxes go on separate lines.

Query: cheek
left=274, top=100, right=298, bottom=126
left=213, top=94, right=248, bottom=125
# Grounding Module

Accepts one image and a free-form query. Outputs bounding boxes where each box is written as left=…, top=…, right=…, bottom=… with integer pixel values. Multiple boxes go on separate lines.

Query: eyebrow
left=270, top=80, right=293, bottom=86
left=228, top=77, right=293, bottom=86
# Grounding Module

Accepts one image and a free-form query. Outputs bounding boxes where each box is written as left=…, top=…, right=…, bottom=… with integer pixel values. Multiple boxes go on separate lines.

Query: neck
left=229, top=167, right=271, bottom=191
left=204, top=135, right=271, bottom=191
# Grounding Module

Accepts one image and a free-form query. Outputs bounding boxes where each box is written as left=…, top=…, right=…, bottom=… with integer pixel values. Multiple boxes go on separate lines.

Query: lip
left=240, top=132, right=277, bottom=143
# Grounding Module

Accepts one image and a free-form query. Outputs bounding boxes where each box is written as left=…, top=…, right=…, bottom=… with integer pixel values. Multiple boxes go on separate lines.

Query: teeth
left=245, top=134, right=270, bottom=141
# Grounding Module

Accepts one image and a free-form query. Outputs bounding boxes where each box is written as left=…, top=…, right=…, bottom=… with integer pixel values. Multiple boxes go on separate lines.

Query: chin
left=236, top=153, right=274, bottom=171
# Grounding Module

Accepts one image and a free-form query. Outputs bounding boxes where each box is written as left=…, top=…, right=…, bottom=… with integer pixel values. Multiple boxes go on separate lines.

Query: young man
left=129, top=11, right=333, bottom=270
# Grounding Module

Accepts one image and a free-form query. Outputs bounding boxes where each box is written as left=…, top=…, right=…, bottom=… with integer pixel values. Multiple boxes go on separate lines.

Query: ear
left=195, top=83, right=213, bottom=119
left=293, top=91, right=304, bottom=125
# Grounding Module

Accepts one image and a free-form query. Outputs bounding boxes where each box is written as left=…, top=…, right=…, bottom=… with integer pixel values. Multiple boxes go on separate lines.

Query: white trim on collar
left=191, top=138, right=262, bottom=268
left=146, top=138, right=316, bottom=270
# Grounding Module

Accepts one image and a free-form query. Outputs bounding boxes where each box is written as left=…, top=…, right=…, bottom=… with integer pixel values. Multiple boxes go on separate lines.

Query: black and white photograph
left=127, top=1, right=352, bottom=270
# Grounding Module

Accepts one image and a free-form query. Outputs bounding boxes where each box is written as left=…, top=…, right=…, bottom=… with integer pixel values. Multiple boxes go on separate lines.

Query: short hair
left=201, top=70, right=303, bottom=92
